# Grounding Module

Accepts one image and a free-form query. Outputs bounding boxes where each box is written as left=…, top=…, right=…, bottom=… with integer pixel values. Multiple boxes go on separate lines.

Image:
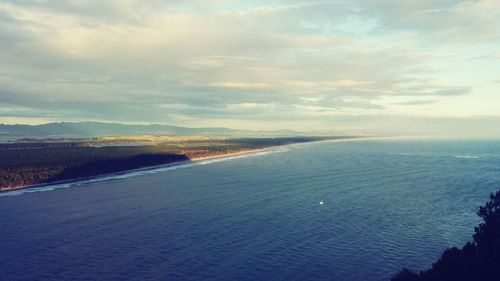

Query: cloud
left=391, top=100, right=437, bottom=106
left=0, top=0, right=498, bottom=134
left=209, top=82, right=272, bottom=90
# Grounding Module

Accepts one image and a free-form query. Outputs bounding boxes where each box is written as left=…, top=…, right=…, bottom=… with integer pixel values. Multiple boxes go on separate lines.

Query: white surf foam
left=454, top=155, right=481, bottom=159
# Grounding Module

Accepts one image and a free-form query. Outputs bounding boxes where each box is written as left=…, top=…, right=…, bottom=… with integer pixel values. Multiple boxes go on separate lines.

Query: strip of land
left=0, top=135, right=356, bottom=191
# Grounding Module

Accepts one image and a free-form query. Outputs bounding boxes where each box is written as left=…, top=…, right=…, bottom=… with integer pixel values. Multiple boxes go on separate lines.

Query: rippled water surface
left=1, top=139, right=500, bottom=281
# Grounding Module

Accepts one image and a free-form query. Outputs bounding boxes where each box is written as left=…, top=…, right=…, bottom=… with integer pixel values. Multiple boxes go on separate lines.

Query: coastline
left=0, top=147, right=273, bottom=194
left=0, top=136, right=369, bottom=194
left=189, top=147, right=270, bottom=161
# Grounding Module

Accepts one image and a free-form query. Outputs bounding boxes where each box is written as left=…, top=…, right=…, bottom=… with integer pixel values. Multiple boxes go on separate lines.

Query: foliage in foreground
left=392, top=190, right=500, bottom=281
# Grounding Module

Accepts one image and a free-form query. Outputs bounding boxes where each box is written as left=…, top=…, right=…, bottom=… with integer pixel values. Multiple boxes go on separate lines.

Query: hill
left=0, top=122, right=309, bottom=141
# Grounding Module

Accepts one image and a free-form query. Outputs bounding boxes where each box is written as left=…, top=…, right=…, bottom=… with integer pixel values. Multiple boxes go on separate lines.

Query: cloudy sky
left=1, top=0, right=499, bottom=136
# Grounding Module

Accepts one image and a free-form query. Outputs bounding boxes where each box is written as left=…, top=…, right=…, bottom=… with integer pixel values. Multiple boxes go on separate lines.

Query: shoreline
left=0, top=147, right=274, bottom=194
left=0, top=136, right=370, bottom=194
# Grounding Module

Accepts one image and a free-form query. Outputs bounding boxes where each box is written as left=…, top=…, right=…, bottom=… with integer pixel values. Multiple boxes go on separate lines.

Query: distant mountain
left=0, top=122, right=313, bottom=141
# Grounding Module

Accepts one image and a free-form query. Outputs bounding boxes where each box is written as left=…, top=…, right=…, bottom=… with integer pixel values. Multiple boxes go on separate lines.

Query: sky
left=0, top=0, right=499, bottom=136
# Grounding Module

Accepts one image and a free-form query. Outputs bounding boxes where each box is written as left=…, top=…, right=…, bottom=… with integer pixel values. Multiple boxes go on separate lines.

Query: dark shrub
left=391, top=190, right=500, bottom=281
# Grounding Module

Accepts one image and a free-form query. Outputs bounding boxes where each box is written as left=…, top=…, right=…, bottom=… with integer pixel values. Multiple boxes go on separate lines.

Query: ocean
left=1, top=139, right=499, bottom=281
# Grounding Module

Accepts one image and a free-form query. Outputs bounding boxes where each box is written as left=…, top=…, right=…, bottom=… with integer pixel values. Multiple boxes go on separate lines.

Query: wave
left=454, top=155, right=482, bottom=159
left=0, top=148, right=280, bottom=197
left=392, top=152, right=435, bottom=157
left=393, top=153, right=488, bottom=160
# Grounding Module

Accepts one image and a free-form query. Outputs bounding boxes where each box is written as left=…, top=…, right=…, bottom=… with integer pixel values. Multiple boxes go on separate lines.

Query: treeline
left=48, top=154, right=188, bottom=182
left=0, top=145, right=187, bottom=189
left=392, top=190, right=500, bottom=281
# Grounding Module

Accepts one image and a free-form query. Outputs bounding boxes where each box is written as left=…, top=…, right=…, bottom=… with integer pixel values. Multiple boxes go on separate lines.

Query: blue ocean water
left=1, top=139, right=500, bottom=281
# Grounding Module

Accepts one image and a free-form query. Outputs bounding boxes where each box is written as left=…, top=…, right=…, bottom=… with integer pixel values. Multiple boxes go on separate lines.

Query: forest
left=0, top=136, right=346, bottom=190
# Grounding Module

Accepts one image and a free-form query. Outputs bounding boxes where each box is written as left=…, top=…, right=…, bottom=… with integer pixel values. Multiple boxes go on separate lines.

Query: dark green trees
left=392, top=190, right=500, bottom=281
